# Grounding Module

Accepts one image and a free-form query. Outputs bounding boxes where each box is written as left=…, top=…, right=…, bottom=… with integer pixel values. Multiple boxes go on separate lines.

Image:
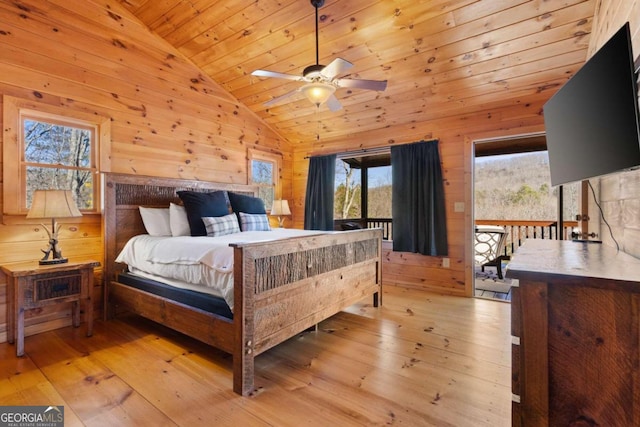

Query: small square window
left=23, top=118, right=96, bottom=210
left=3, top=96, right=106, bottom=216
left=248, top=150, right=281, bottom=211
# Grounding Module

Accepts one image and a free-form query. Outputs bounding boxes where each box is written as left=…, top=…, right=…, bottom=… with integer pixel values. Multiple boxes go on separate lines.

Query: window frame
left=3, top=96, right=111, bottom=216
left=247, top=148, right=282, bottom=211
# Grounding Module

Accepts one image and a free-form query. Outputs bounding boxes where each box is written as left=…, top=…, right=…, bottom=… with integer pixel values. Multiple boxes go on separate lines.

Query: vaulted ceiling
left=117, top=0, right=596, bottom=146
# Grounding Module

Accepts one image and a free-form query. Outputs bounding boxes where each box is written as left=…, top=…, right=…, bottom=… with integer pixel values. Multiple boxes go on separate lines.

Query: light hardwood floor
left=0, top=286, right=511, bottom=426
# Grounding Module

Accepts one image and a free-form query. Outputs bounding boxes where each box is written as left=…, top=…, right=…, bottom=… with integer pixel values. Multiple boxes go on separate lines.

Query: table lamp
left=270, top=199, right=291, bottom=228
left=27, top=190, right=82, bottom=265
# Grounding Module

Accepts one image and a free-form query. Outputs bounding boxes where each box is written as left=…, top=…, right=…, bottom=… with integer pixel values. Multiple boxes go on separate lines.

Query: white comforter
left=115, top=229, right=325, bottom=311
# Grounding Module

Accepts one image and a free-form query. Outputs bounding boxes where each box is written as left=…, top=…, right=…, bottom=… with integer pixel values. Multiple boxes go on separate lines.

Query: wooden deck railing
left=335, top=218, right=576, bottom=253
left=366, top=218, right=392, bottom=240
left=475, top=219, right=578, bottom=257
left=334, top=218, right=393, bottom=240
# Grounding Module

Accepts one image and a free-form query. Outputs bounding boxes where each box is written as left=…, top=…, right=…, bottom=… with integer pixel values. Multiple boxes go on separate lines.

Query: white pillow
left=169, top=203, right=191, bottom=237
left=202, top=214, right=241, bottom=237
left=138, top=207, right=171, bottom=236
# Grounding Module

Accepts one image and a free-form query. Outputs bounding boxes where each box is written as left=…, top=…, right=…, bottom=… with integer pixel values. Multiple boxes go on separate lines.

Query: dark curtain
left=304, top=154, right=336, bottom=230
left=391, top=140, right=448, bottom=255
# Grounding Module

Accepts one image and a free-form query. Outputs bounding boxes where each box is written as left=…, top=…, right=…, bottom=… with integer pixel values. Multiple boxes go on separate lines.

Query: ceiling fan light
left=301, top=83, right=336, bottom=106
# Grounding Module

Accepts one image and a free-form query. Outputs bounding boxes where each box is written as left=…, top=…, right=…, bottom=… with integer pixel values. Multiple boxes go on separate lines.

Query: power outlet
left=442, top=258, right=450, bottom=268
left=454, top=202, right=465, bottom=212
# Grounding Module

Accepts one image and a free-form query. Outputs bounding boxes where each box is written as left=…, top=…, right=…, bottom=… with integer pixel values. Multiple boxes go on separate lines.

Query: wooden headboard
left=102, top=173, right=259, bottom=313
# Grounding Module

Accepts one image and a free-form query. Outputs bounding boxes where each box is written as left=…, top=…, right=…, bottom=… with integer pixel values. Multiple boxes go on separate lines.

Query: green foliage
left=508, top=184, right=541, bottom=204
left=539, top=183, right=549, bottom=194
left=474, top=152, right=578, bottom=220
left=367, top=185, right=392, bottom=218
left=335, top=183, right=361, bottom=218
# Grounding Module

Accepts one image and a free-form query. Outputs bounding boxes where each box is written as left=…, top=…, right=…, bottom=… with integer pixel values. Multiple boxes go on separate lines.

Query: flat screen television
left=544, top=22, right=640, bottom=186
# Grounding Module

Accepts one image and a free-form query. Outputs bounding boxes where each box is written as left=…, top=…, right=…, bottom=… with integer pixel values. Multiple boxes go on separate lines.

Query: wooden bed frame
left=103, top=173, right=383, bottom=396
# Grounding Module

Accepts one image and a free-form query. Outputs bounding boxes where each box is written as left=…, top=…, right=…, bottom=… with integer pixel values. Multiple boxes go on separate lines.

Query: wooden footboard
left=103, top=173, right=382, bottom=396
left=232, top=228, right=382, bottom=395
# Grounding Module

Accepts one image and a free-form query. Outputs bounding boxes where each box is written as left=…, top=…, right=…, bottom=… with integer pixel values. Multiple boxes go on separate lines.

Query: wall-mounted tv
left=544, top=22, right=640, bottom=187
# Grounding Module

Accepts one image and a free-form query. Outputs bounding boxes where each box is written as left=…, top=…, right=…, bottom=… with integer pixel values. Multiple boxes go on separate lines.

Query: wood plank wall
left=291, top=112, right=549, bottom=298
left=588, top=1, right=640, bottom=257
left=0, top=0, right=289, bottom=342
left=289, top=50, right=599, bottom=297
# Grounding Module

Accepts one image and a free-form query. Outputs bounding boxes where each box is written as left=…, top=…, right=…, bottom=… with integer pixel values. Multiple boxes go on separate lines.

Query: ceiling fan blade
left=335, top=78, right=388, bottom=91
left=252, top=69, right=303, bottom=81
left=321, top=58, right=353, bottom=79
left=326, top=94, right=343, bottom=112
left=263, top=88, right=302, bottom=107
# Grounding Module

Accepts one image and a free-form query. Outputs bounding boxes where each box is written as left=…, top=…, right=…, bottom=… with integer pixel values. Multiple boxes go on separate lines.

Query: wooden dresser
left=507, top=239, right=640, bottom=426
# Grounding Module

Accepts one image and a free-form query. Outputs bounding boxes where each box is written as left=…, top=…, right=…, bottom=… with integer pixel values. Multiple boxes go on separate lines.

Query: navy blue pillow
left=177, top=190, right=229, bottom=236
left=228, top=192, right=266, bottom=214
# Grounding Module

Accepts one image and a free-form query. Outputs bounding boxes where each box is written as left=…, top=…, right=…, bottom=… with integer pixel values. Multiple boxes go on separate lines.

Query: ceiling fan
left=251, top=0, right=387, bottom=111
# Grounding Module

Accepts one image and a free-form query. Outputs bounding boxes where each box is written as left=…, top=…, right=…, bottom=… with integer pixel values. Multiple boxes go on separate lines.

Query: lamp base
left=39, top=221, right=67, bottom=265
left=39, top=257, right=68, bottom=265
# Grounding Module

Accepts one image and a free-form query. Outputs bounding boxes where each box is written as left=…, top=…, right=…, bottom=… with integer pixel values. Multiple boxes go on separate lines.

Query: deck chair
left=474, top=225, right=509, bottom=279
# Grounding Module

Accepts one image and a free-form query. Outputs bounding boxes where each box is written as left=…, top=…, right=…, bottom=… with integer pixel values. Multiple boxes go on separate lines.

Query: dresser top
left=507, top=239, right=640, bottom=284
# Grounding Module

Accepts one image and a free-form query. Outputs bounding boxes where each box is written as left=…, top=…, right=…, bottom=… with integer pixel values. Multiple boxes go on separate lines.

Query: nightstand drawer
left=33, top=272, right=82, bottom=303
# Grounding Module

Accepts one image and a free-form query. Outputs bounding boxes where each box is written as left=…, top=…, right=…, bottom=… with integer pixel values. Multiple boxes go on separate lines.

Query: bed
left=103, top=173, right=383, bottom=396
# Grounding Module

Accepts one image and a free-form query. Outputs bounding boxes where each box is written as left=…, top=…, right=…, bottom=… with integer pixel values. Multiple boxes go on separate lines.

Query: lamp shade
left=270, top=199, right=291, bottom=216
left=301, top=83, right=336, bottom=106
left=27, top=190, right=82, bottom=219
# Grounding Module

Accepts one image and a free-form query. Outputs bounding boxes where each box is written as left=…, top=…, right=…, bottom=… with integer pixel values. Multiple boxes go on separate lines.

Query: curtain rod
left=304, top=146, right=391, bottom=160
left=304, top=139, right=440, bottom=159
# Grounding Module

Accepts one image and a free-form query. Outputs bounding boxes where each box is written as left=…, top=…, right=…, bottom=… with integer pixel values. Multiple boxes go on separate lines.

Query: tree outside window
left=367, top=165, right=392, bottom=218
left=474, top=152, right=578, bottom=221
left=23, top=118, right=95, bottom=210
left=334, top=160, right=361, bottom=219
left=248, top=149, right=281, bottom=211
left=251, top=159, right=275, bottom=210
left=334, top=158, right=392, bottom=220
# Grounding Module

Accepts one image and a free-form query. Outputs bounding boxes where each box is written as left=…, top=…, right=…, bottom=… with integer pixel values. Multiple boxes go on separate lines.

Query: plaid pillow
left=239, top=212, right=271, bottom=231
left=202, top=214, right=241, bottom=237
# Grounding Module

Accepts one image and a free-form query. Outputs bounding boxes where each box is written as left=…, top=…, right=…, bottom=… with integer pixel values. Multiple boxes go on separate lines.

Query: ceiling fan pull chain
left=314, top=0, right=320, bottom=66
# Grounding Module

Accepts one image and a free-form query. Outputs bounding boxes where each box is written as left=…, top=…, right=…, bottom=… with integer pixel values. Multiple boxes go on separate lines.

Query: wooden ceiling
left=117, top=0, right=596, bottom=146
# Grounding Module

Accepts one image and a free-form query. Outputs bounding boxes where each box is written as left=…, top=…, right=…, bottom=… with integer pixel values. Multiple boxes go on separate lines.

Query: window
left=3, top=96, right=109, bottom=215
left=334, top=153, right=392, bottom=220
left=248, top=149, right=281, bottom=211
left=333, top=152, right=393, bottom=239
left=23, top=116, right=96, bottom=209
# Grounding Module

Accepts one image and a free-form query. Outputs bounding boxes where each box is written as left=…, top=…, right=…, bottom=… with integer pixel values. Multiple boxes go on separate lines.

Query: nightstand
left=2, top=260, right=100, bottom=356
